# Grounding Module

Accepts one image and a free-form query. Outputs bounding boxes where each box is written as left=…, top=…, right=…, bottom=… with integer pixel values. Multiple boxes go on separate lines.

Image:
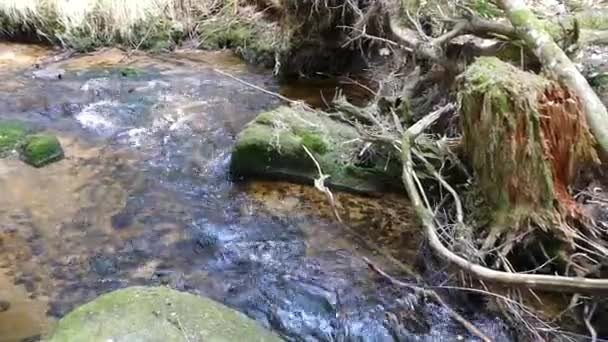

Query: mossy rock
left=46, top=286, right=283, bottom=342
left=0, top=120, right=30, bottom=156
left=230, top=106, right=403, bottom=194
left=19, top=134, right=64, bottom=167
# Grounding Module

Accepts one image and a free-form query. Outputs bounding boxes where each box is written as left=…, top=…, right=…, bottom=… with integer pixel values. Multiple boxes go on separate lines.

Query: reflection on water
left=0, top=42, right=509, bottom=341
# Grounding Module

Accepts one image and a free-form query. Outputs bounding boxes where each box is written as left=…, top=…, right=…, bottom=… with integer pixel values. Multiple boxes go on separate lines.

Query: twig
left=213, top=68, right=303, bottom=105
left=584, top=301, right=598, bottom=342
left=363, top=257, right=492, bottom=342
left=302, top=145, right=343, bottom=223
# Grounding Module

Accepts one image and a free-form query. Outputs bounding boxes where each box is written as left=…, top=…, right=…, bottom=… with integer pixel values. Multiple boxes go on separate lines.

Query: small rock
left=89, top=255, right=117, bottom=276
left=32, top=67, right=65, bottom=80
left=19, top=134, right=64, bottom=167
left=0, top=299, right=10, bottom=312
left=111, top=211, right=133, bottom=230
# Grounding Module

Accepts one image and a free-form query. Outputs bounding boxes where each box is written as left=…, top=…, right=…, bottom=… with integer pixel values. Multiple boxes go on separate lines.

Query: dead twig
left=302, top=145, right=343, bottom=223
left=213, top=68, right=304, bottom=106
left=584, top=301, right=598, bottom=342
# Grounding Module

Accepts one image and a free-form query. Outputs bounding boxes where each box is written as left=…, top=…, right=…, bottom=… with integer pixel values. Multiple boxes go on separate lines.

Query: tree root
left=400, top=110, right=608, bottom=294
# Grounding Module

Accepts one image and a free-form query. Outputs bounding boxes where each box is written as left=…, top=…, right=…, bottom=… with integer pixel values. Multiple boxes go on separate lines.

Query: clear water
left=0, top=44, right=510, bottom=341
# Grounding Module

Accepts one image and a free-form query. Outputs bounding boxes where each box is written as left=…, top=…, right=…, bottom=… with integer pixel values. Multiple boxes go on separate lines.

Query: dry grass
left=0, top=0, right=232, bottom=50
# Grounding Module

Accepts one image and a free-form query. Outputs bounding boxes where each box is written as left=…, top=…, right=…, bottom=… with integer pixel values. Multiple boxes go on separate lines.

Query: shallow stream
left=0, top=43, right=510, bottom=341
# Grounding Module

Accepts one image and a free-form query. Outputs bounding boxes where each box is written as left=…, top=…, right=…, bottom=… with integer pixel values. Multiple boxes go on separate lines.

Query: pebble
left=0, top=299, right=10, bottom=312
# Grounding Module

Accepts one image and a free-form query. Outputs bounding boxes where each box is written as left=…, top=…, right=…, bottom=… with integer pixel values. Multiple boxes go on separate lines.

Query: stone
left=19, top=134, right=64, bottom=167
left=0, top=299, right=10, bottom=312
left=230, top=106, right=402, bottom=194
left=46, top=286, right=283, bottom=342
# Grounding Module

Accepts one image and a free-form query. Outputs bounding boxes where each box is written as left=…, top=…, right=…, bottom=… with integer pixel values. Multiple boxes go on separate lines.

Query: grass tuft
left=0, top=0, right=281, bottom=55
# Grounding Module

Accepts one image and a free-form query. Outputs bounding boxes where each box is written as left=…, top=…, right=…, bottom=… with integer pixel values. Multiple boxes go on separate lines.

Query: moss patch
left=47, top=286, right=283, bottom=342
left=19, top=134, right=64, bottom=167
left=299, top=131, right=328, bottom=154
left=0, top=120, right=29, bottom=156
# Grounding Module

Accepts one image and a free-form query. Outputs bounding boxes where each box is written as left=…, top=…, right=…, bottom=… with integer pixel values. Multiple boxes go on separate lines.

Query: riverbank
left=0, top=0, right=282, bottom=66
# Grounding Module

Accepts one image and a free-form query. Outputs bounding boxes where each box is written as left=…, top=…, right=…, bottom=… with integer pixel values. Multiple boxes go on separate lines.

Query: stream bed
left=0, top=43, right=510, bottom=341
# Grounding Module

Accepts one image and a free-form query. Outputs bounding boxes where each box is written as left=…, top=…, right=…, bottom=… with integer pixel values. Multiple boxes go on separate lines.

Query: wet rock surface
left=0, top=45, right=511, bottom=341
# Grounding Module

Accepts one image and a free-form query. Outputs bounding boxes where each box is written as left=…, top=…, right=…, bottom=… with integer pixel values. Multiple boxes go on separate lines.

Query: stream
left=0, top=43, right=511, bottom=341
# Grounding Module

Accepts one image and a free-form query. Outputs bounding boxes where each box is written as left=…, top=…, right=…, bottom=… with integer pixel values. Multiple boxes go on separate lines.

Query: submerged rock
left=230, top=106, right=402, bottom=194
left=0, top=120, right=29, bottom=156
left=46, top=286, right=283, bottom=342
left=19, top=134, right=64, bottom=167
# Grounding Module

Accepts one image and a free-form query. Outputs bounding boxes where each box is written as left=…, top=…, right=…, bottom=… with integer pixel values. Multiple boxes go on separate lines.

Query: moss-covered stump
left=230, top=105, right=402, bottom=194
left=459, top=57, right=597, bottom=247
left=19, top=134, right=64, bottom=167
left=0, top=120, right=29, bottom=156
left=46, top=286, right=283, bottom=342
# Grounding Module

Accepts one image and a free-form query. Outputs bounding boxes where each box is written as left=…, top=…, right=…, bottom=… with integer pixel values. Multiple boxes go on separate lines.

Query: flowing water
left=0, top=43, right=510, bottom=341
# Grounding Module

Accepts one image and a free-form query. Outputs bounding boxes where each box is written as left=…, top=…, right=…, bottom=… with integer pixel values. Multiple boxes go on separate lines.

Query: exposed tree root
left=400, top=110, right=608, bottom=294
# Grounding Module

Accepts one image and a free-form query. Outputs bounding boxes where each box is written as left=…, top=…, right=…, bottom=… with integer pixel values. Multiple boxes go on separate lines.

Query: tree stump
left=459, top=57, right=598, bottom=265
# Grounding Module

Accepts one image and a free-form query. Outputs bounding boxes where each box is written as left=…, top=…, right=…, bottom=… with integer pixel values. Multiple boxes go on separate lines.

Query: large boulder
left=46, top=286, right=283, bottom=342
left=230, top=105, right=402, bottom=194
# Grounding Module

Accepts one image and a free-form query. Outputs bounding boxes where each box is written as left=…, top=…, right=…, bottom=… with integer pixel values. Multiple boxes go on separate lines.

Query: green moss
left=299, top=131, right=328, bottom=154
left=510, top=9, right=533, bottom=28
left=19, top=134, right=64, bottom=167
left=0, top=120, right=29, bottom=156
left=468, top=0, right=502, bottom=19
left=119, top=67, right=142, bottom=77
left=254, top=111, right=278, bottom=125
left=47, top=286, right=283, bottom=342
